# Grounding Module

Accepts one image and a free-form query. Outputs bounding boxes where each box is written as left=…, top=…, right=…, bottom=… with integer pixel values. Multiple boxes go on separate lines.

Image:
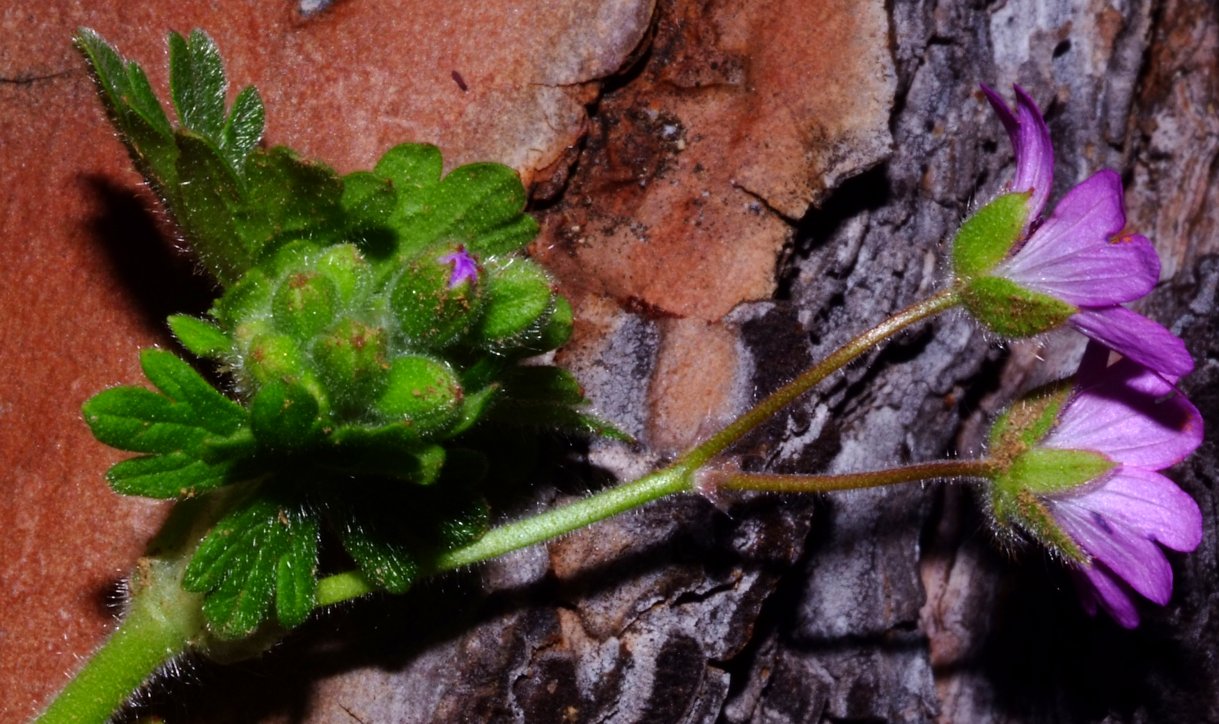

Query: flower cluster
left=965, top=87, right=1204, bottom=627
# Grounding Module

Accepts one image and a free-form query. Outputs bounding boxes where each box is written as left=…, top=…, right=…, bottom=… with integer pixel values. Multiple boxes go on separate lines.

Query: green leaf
left=174, top=131, right=250, bottom=283
left=342, top=171, right=398, bottom=236
left=388, top=159, right=538, bottom=259
left=139, top=349, right=244, bottom=436
left=82, top=350, right=242, bottom=453
left=235, top=147, right=346, bottom=261
left=374, top=143, right=443, bottom=193
left=83, top=349, right=251, bottom=497
left=168, top=314, right=232, bottom=358
left=276, top=513, right=320, bottom=628
left=338, top=517, right=420, bottom=595
left=473, top=258, right=554, bottom=346
left=184, top=495, right=319, bottom=638
left=325, top=425, right=446, bottom=484
left=487, top=366, right=633, bottom=442
left=169, top=30, right=227, bottom=143
left=106, top=451, right=239, bottom=498
left=220, top=86, right=265, bottom=173
left=74, top=29, right=178, bottom=191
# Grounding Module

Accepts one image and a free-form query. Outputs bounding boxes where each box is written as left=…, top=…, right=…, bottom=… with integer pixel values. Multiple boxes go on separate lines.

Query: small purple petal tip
left=440, top=247, right=478, bottom=289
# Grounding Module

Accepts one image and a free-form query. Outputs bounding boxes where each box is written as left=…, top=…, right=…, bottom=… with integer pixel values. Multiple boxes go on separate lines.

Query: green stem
left=315, top=465, right=695, bottom=605
left=314, top=289, right=963, bottom=607
left=681, top=288, right=960, bottom=469
left=432, top=465, right=692, bottom=571
left=709, top=458, right=1000, bottom=494
left=35, top=557, right=204, bottom=724
left=35, top=496, right=231, bottom=723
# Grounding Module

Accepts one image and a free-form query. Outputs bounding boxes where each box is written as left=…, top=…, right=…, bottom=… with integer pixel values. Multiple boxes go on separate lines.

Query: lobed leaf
left=106, top=451, right=239, bottom=498
left=169, top=30, right=228, bottom=144
left=185, top=495, right=319, bottom=638
left=219, top=86, right=266, bottom=173
left=167, top=314, right=232, bottom=359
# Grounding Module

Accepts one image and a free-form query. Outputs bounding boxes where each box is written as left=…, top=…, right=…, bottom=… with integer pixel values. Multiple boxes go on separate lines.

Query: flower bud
left=373, top=355, right=463, bottom=436
left=312, top=318, right=389, bottom=416
left=249, top=379, right=323, bottom=451
left=272, top=271, right=337, bottom=340
left=313, top=243, right=369, bottom=303
left=390, top=245, right=482, bottom=347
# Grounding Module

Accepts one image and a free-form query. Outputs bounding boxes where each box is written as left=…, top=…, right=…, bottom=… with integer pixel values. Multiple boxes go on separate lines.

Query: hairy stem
left=315, top=289, right=962, bottom=606
left=681, top=288, right=960, bottom=469
left=35, top=557, right=204, bottom=724
left=706, top=459, right=1000, bottom=494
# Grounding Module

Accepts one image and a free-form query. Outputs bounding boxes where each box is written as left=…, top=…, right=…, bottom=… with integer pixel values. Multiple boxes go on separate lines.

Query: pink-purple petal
left=1049, top=495, right=1175, bottom=604
left=1068, top=306, right=1194, bottom=378
left=982, top=85, right=1055, bottom=221
left=1072, top=564, right=1141, bottom=628
left=1002, top=170, right=1128, bottom=269
left=999, top=231, right=1159, bottom=306
left=1045, top=364, right=1203, bottom=469
left=1065, top=468, right=1203, bottom=553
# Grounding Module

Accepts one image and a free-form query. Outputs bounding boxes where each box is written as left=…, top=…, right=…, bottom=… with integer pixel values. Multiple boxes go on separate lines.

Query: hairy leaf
left=184, top=495, right=319, bottom=638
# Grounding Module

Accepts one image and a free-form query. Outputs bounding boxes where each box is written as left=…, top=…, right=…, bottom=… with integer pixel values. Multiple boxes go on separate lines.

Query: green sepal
left=990, top=448, right=1116, bottom=563
left=168, top=314, right=232, bottom=359
left=961, top=275, right=1076, bottom=338
left=1000, top=448, right=1115, bottom=496
left=951, top=192, right=1030, bottom=279
left=988, top=380, right=1072, bottom=462
left=249, top=380, right=324, bottom=451
left=183, top=494, right=319, bottom=638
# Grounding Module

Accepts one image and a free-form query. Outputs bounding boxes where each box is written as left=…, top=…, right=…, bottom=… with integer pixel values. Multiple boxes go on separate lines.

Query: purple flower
left=968, top=86, right=1192, bottom=377
left=991, top=343, right=1203, bottom=627
left=440, top=247, right=478, bottom=289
